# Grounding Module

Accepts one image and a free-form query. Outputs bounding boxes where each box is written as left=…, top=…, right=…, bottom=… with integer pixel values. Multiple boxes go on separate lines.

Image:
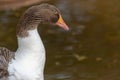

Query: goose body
left=0, top=3, right=69, bottom=80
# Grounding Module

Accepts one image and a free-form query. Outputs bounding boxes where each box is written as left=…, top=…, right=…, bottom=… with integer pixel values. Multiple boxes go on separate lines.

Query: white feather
left=8, top=29, right=45, bottom=80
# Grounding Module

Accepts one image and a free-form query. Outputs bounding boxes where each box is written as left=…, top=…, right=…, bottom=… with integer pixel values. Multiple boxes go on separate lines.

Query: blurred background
left=0, top=0, right=120, bottom=80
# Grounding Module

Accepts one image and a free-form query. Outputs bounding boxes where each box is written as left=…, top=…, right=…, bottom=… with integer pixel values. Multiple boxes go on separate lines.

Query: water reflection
left=0, top=0, right=120, bottom=80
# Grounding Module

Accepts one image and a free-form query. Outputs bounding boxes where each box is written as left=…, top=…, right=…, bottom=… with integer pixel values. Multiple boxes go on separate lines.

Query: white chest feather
left=8, top=29, right=46, bottom=80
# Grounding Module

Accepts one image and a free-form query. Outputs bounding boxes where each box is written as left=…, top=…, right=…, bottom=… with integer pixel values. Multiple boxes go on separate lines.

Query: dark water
left=0, top=0, right=120, bottom=80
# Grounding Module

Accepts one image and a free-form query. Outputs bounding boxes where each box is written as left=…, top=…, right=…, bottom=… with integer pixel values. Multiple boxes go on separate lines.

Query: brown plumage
left=0, top=47, right=14, bottom=79
left=17, top=3, right=60, bottom=37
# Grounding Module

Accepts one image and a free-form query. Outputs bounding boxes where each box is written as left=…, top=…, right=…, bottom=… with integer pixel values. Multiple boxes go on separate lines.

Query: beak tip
left=65, top=26, right=69, bottom=31
left=56, top=22, right=69, bottom=31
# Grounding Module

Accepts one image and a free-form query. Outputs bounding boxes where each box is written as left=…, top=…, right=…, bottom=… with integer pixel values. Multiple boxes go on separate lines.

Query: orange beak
left=56, top=15, right=69, bottom=30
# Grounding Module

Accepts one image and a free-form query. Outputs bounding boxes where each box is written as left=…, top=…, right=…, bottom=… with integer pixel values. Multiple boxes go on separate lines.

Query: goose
left=0, top=3, right=69, bottom=80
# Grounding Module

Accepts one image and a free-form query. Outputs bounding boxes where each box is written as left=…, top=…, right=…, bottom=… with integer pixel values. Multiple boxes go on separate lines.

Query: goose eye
left=51, top=13, right=59, bottom=23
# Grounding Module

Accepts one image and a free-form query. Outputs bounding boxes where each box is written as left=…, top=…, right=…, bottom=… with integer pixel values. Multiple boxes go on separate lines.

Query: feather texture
left=0, top=47, right=14, bottom=79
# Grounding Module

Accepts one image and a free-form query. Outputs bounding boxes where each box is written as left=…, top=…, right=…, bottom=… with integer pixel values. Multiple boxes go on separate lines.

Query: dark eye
left=51, top=13, right=59, bottom=23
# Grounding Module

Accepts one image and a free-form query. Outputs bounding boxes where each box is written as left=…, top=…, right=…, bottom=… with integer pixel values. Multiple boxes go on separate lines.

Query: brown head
left=17, top=3, right=69, bottom=37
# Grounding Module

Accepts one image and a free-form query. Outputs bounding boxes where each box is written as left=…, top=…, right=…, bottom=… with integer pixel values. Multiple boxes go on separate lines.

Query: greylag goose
left=0, top=3, right=69, bottom=80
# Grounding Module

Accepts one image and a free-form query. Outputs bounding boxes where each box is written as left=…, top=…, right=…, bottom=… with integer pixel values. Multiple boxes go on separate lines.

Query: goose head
left=18, top=4, right=69, bottom=29
left=17, top=3, right=69, bottom=37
